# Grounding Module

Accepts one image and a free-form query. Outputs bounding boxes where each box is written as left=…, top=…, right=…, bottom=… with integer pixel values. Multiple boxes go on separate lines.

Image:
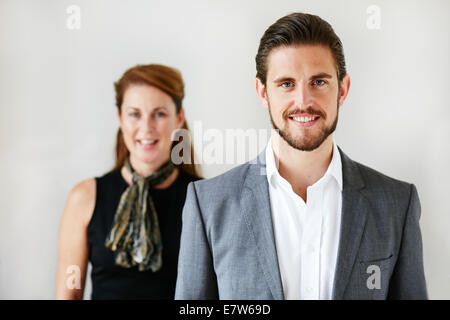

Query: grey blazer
left=175, top=147, right=427, bottom=300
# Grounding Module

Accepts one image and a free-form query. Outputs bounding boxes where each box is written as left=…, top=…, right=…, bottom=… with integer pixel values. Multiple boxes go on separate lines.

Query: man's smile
left=288, top=114, right=320, bottom=127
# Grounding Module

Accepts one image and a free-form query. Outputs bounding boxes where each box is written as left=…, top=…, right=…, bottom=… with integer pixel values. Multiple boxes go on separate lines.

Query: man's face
left=257, top=44, right=350, bottom=151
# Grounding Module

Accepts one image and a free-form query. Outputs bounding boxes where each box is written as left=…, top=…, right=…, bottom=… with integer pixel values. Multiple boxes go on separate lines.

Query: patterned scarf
left=105, top=158, right=175, bottom=272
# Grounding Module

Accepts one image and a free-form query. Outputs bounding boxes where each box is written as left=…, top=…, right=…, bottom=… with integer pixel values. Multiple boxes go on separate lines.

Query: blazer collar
left=265, top=137, right=344, bottom=192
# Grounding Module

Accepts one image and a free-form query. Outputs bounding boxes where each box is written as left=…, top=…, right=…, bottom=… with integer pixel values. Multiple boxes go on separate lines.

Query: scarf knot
left=105, top=158, right=175, bottom=271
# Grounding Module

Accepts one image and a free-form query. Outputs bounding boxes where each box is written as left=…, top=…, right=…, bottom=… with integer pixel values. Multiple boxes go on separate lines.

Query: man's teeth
left=292, top=116, right=318, bottom=123
left=140, top=140, right=156, bottom=145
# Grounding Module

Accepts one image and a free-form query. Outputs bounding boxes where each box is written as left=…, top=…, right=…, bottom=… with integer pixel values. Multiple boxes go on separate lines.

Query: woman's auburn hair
left=113, top=64, right=201, bottom=178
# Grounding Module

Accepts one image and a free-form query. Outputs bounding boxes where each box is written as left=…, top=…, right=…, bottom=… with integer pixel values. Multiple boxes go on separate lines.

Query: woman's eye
left=129, top=112, right=140, bottom=118
left=154, top=112, right=166, bottom=118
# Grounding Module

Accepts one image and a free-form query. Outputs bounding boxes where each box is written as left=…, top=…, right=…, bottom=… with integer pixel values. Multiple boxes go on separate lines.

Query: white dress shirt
left=265, top=137, right=343, bottom=300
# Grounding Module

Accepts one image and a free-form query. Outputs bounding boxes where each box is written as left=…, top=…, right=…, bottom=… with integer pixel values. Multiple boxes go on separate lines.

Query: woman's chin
left=133, top=151, right=169, bottom=167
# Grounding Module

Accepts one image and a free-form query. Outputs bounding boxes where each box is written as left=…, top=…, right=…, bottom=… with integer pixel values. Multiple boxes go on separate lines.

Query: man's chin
left=277, top=132, right=327, bottom=152
left=285, top=141, right=323, bottom=152
left=269, top=110, right=337, bottom=152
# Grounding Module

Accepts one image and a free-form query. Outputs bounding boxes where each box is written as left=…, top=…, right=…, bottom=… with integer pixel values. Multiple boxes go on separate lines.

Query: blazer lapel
left=240, top=151, right=284, bottom=300
left=332, top=148, right=369, bottom=299
left=239, top=147, right=369, bottom=300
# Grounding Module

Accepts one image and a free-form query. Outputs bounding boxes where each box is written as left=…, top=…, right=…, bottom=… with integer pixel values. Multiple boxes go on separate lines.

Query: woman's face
left=119, top=84, right=184, bottom=173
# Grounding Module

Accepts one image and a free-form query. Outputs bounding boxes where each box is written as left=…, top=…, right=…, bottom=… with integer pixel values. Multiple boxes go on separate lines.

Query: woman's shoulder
left=63, top=169, right=124, bottom=227
left=70, top=178, right=96, bottom=203
left=70, top=168, right=121, bottom=197
left=64, top=178, right=97, bottom=226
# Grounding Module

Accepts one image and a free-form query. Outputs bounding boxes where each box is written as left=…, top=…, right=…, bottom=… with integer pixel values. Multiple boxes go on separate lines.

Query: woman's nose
left=140, top=115, right=156, bottom=133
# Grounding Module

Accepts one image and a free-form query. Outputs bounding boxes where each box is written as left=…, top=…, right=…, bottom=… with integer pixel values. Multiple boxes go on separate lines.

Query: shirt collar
left=265, top=137, right=343, bottom=191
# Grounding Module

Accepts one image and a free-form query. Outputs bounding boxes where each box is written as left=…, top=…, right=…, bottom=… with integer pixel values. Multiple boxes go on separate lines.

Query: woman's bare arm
left=56, top=179, right=96, bottom=299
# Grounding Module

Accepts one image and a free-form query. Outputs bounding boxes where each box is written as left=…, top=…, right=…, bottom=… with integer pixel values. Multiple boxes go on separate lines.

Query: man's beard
left=268, top=100, right=339, bottom=152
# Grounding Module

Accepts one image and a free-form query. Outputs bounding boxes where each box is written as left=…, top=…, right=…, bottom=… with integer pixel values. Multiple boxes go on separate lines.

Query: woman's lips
left=137, top=139, right=158, bottom=150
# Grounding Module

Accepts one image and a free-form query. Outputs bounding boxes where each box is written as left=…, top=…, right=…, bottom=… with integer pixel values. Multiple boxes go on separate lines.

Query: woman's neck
left=121, top=156, right=179, bottom=189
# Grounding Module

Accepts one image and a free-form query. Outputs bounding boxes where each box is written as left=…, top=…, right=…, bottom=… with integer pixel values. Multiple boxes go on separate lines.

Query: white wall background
left=0, top=0, right=449, bottom=299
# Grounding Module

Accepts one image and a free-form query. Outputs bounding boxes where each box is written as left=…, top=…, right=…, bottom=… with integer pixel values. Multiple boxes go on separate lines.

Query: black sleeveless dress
left=87, top=168, right=199, bottom=299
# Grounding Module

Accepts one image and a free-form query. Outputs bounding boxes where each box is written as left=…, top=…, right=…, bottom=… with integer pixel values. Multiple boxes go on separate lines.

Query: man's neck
left=271, top=133, right=334, bottom=201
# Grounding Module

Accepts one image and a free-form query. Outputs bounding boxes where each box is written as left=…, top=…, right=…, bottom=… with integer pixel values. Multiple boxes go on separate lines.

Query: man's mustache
left=283, top=106, right=325, bottom=119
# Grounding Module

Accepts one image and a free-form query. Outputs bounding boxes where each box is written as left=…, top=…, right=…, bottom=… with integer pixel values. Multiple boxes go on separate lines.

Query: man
left=175, top=12, right=427, bottom=300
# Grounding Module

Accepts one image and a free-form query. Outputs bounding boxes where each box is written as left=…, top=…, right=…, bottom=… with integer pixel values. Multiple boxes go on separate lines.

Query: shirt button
left=308, top=245, right=315, bottom=253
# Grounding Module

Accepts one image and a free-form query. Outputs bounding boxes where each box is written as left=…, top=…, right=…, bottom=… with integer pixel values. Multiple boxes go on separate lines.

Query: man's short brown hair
left=255, top=12, right=347, bottom=85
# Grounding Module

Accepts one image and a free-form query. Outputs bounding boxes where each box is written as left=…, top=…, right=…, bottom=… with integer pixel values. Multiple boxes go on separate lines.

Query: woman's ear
left=177, top=107, right=185, bottom=129
left=256, top=78, right=269, bottom=110
left=117, top=108, right=122, bottom=126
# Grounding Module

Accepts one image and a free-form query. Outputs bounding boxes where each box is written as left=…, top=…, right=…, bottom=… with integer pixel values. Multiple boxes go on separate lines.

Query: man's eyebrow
left=309, top=73, right=333, bottom=80
left=272, top=76, right=296, bottom=83
left=124, top=106, right=168, bottom=111
left=272, top=73, right=333, bottom=83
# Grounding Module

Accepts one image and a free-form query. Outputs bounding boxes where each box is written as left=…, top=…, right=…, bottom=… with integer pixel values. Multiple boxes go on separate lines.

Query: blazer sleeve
left=388, top=184, right=428, bottom=299
left=175, top=182, right=219, bottom=299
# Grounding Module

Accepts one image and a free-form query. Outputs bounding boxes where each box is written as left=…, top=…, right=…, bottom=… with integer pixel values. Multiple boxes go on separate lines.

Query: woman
left=56, top=64, right=200, bottom=299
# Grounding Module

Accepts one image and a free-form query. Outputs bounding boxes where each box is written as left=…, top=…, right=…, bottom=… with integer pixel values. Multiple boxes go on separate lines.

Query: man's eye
left=313, top=79, right=326, bottom=86
left=281, top=82, right=293, bottom=88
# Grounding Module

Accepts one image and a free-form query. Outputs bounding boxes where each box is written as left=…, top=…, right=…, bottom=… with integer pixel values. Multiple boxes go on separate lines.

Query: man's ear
left=338, top=74, right=351, bottom=107
left=256, top=78, right=269, bottom=110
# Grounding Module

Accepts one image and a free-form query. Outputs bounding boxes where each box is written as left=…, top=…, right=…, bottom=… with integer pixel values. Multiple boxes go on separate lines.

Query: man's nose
left=295, top=83, right=313, bottom=107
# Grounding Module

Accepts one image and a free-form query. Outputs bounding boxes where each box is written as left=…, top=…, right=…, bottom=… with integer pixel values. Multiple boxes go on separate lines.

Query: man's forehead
left=267, top=44, right=337, bottom=79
